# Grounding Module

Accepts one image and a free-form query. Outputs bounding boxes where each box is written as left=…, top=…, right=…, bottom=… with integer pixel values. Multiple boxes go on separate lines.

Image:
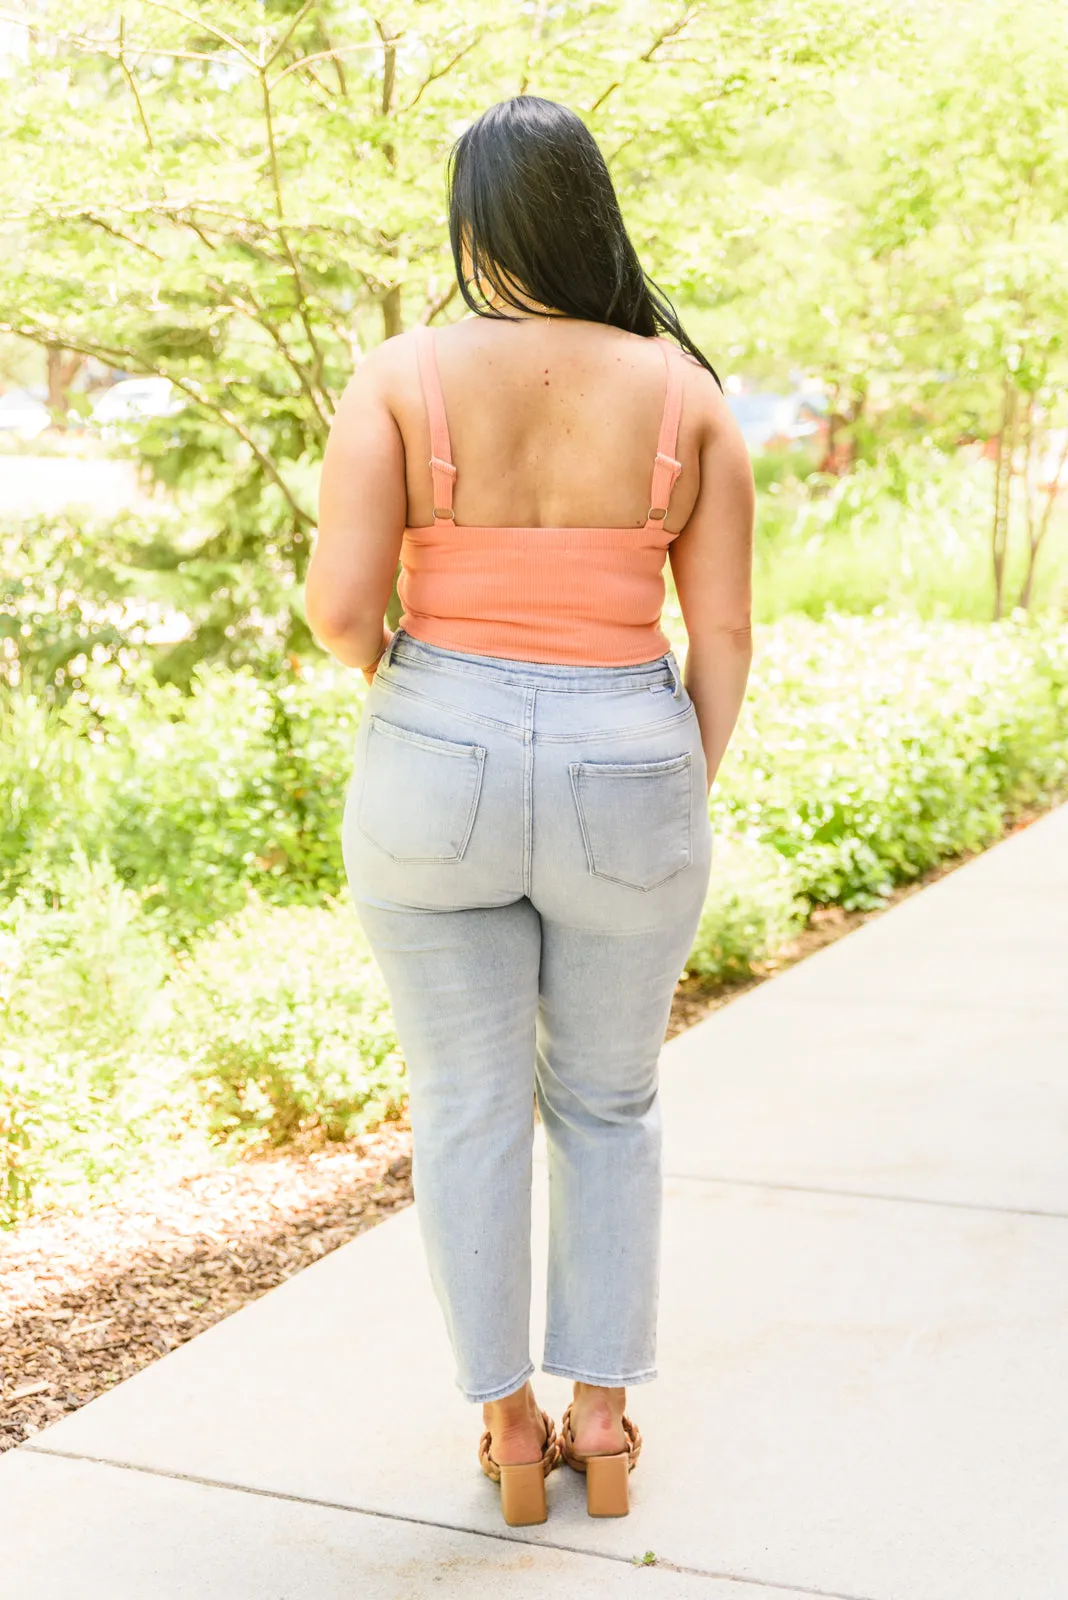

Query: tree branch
left=310, top=14, right=351, bottom=97
left=258, top=62, right=331, bottom=420
left=274, top=49, right=337, bottom=109
left=0, top=9, right=239, bottom=68
left=76, top=210, right=167, bottom=261
left=518, top=0, right=548, bottom=95
left=117, top=16, right=155, bottom=152
left=270, top=40, right=379, bottom=88
left=419, top=280, right=460, bottom=325
left=264, top=0, right=316, bottom=69
left=1, top=319, right=314, bottom=529
left=586, top=5, right=704, bottom=116
left=139, top=1, right=255, bottom=65
left=401, top=34, right=481, bottom=114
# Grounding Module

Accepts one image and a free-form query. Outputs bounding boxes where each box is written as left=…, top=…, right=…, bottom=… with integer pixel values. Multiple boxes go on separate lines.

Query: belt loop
left=666, top=652, right=682, bottom=699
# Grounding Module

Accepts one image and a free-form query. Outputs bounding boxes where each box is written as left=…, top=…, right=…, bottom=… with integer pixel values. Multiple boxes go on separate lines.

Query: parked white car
left=724, top=389, right=828, bottom=453
left=0, top=387, right=51, bottom=439
left=91, top=377, right=184, bottom=427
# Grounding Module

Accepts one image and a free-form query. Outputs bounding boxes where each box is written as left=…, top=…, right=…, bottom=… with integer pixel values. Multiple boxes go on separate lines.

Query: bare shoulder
left=676, top=346, right=733, bottom=418
left=332, top=329, right=420, bottom=421
left=674, top=346, right=747, bottom=459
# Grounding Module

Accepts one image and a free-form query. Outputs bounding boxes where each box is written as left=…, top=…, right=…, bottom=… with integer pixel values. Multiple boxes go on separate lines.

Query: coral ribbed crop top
left=396, top=324, right=686, bottom=666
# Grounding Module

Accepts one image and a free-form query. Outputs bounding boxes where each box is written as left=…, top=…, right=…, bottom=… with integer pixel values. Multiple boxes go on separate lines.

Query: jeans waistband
left=383, top=628, right=684, bottom=698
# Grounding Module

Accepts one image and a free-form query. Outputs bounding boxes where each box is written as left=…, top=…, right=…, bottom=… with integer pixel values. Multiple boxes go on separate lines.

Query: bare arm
left=668, top=378, right=755, bottom=794
left=305, top=341, right=408, bottom=678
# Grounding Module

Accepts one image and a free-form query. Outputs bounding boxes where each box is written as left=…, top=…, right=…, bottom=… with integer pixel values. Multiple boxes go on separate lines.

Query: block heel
left=499, top=1460, right=549, bottom=1525
left=559, top=1402, right=642, bottom=1518
left=478, top=1408, right=561, bottom=1526
left=585, top=1450, right=632, bottom=1516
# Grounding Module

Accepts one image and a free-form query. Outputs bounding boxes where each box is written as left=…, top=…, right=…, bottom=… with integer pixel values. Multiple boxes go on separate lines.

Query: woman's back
left=390, top=317, right=705, bottom=536
left=341, top=317, right=724, bottom=665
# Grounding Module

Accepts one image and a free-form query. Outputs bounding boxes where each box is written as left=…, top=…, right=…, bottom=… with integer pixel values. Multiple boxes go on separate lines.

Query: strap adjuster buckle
left=647, top=453, right=682, bottom=523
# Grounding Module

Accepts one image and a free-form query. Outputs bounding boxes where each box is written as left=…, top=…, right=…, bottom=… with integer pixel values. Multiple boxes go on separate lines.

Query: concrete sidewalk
left=4, top=806, right=1067, bottom=1598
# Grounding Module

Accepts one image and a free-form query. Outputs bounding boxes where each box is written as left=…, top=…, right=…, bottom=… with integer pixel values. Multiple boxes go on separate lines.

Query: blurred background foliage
left=1, top=0, right=1067, bottom=1223
left=2, top=0, right=1066, bottom=686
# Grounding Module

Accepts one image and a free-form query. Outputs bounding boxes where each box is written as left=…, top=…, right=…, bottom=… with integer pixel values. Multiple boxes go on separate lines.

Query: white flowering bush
left=713, top=616, right=1068, bottom=912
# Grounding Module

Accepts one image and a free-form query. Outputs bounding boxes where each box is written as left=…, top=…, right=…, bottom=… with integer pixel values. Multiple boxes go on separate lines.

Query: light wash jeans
left=342, top=626, right=713, bottom=1404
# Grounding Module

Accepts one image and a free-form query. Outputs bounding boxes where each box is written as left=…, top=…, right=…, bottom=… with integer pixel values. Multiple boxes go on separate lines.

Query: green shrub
left=686, top=835, right=805, bottom=982
left=1, top=657, right=360, bottom=942
left=168, top=895, right=405, bottom=1149
left=716, top=615, right=1068, bottom=910
left=0, top=505, right=308, bottom=698
left=0, top=863, right=405, bottom=1224
left=4, top=613, right=1068, bottom=1223
left=0, top=686, right=106, bottom=898
left=0, top=508, right=190, bottom=699
left=752, top=445, right=1068, bottom=623
left=6, top=613, right=1068, bottom=932
left=0, top=851, right=205, bottom=1225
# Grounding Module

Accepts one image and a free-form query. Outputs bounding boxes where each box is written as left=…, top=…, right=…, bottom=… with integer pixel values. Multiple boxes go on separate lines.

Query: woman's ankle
left=573, top=1380, right=625, bottom=1410
left=575, top=1376, right=626, bottom=1401
left=482, top=1379, right=538, bottom=1422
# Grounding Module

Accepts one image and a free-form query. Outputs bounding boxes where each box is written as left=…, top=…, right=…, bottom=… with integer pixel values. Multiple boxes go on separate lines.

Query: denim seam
left=366, top=712, right=487, bottom=761
left=461, top=1360, right=536, bottom=1405
left=522, top=688, right=535, bottom=898
left=374, top=676, right=697, bottom=744
left=372, top=676, right=525, bottom=735
left=388, top=649, right=677, bottom=695
left=351, top=890, right=474, bottom=913
left=533, top=705, right=697, bottom=743
left=568, top=761, right=596, bottom=881
left=540, top=1361, right=659, bottom=1385
left=354, top=822, right=477, bottom=866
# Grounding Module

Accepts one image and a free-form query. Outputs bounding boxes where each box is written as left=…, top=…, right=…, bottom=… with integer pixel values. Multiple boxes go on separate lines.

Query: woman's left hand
left=362, top=628, right=394, bottom=687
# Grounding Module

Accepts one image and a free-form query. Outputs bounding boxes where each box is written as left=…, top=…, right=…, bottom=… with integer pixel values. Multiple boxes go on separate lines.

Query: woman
left=306, top=95, right=754, bottom=1527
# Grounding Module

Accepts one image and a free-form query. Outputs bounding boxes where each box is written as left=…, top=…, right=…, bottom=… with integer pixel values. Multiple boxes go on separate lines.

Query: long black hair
left=446, top=95, right=722, bottom=391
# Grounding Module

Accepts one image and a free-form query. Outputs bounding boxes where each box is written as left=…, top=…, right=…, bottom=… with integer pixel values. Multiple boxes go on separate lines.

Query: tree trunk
left=1016, top=393, right=1035, bottom=610
left=381, top=283, right=403, bottom=340
left=46, top=347, right=84, bottom=428
left=991, top=376, right=1017, bottom=621
left=817, top=381, right=866, bottom=476
left=378, top=32, right=403, bottom=342
left=1018, top=421, right=1068, bottom=611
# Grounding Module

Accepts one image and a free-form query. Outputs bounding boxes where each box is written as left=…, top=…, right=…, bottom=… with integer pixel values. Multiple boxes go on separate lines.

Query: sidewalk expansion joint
left=662, top=1171, right=1068, bottom=1221
left=21, top=1443, right=878, bottom=1600
left=769, top=994, right=1068, bottom=1017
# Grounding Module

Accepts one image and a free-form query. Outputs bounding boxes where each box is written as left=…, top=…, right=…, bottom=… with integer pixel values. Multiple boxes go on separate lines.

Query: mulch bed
left=0, top=1128, right=413, bottom=1452
left=0, top=810, right=1050, bottom=1452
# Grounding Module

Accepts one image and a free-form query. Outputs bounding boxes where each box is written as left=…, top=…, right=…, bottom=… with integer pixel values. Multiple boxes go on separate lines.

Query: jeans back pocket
left=358, top=714, right=487, bottom=864
left=569, top=751, right=693, bottom=891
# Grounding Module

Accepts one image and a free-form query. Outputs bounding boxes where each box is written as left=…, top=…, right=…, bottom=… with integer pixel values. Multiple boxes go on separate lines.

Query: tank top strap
left=414, top=324, right=457, bottom=522
left=644, top=338, right=684, bottom=530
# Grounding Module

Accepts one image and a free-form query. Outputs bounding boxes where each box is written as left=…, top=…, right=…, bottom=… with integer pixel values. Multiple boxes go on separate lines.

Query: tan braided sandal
left=559, top=1401, right=642, bottom=1517
left=478, top=1407, right=562, bottom=1526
